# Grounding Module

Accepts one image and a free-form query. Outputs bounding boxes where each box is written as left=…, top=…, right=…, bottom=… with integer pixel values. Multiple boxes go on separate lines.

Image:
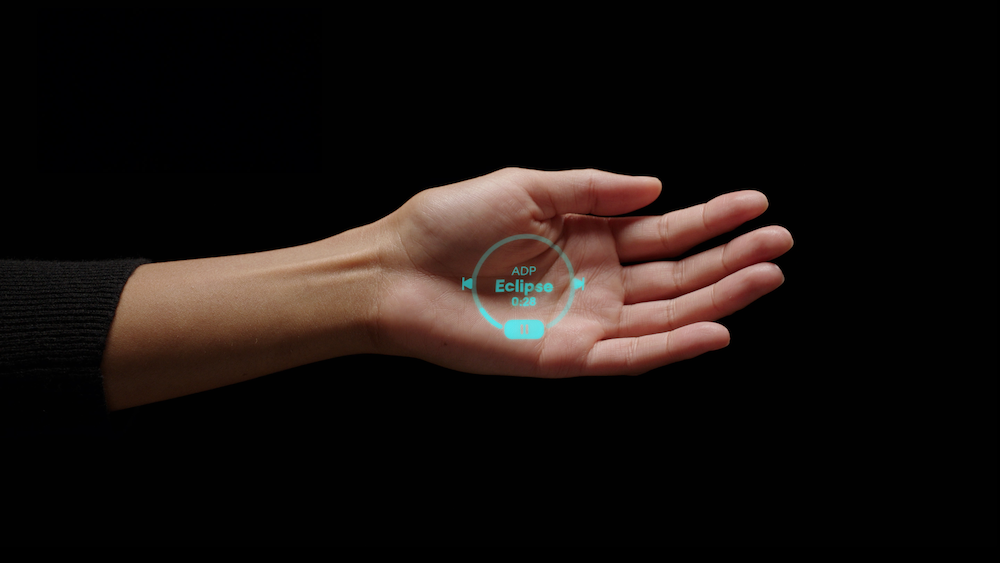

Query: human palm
left=372, top=168, right=792, bottom=377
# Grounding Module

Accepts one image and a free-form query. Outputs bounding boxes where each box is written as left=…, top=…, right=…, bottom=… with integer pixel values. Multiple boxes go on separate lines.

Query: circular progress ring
left=470, top=234, right=579, bottom=339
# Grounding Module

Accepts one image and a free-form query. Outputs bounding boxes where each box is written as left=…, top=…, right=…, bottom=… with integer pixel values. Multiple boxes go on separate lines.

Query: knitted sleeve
left=0, top=258, right=150, bottom=430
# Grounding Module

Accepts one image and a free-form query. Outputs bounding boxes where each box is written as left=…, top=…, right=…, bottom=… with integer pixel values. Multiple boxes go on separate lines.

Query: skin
left=101, top=168, right=793, bottom=411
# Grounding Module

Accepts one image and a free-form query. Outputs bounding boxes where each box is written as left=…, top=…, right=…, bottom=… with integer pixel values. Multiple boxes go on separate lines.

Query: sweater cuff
left=1, top=258, right=150, bottom=430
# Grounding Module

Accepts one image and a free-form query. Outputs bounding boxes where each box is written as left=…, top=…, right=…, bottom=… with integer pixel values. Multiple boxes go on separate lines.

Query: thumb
left=516, top=168, right=662, bottom=218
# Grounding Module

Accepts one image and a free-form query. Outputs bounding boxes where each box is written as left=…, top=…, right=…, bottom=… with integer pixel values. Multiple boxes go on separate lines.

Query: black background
left=35, top=6, right=320, bottom=172
left=15, top=5, right=997, bottom=546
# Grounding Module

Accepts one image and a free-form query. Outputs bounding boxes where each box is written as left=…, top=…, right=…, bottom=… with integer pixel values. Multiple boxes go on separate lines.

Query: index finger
left=609, top=190, right=769, bottom=263
left=513, top=168, right=663, bottom=219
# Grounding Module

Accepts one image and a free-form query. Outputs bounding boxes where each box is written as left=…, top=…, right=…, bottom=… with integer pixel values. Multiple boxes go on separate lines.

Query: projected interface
left=462, top=234, right=584, bottom=340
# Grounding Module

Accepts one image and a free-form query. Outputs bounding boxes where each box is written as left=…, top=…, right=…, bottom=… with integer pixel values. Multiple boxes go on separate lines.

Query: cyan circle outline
left=471, top=234, right=576, bottom=331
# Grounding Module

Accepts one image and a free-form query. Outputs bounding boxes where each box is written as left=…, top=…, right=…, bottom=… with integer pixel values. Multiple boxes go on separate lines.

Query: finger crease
left=625, top=337, right=640, bottom=373
left=585, top=170, right=598, bottom=213
left=701, top=199, right=710, bottom=234
left=710, top=282, right=723, bottom=315
left=617, top=305, right=631, bottom=338
left=720, top=241, right=734, bottom=275
left=621, top=266, right=632, bottom=303
left=659, top=215, right=671, bottom=255
left=664, top=299, right=678, bottom=331
left=671, top=260, right=685, bottom=296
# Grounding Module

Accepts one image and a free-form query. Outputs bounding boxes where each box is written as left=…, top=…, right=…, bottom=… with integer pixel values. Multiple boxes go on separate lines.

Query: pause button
left=504, top=319, right=545, bottom=340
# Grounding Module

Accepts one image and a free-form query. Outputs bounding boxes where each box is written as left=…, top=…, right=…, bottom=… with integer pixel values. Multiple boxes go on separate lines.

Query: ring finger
left=621, top=225, right=793, bottom=305
left=615, top=262, right=785, bottom=338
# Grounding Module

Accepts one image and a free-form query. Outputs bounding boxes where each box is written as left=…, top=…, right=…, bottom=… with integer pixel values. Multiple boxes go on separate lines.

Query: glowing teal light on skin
left=470, top=234, right=577, bottom=333
left=504, top=319, right=545, bottom=340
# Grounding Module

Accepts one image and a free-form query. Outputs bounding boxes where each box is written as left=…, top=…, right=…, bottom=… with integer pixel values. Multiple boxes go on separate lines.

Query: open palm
left=372, top=168, right=792, bottom=377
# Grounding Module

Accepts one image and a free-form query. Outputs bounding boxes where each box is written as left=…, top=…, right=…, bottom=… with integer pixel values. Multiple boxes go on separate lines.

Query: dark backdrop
left=19, top=5, right=997, bottom=547
left=36, top=6, right=320, bottom=172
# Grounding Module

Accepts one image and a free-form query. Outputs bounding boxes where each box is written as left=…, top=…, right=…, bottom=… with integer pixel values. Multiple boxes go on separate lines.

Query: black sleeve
left=1, top=258, right=150, bottom=431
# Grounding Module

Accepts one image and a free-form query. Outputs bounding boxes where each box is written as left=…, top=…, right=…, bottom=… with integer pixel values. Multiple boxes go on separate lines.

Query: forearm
left=100, top=223, right=385, bottom=411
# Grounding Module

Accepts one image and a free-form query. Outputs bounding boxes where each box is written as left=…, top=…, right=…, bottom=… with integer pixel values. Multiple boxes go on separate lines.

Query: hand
left=371, top=167, right=793, bottom=377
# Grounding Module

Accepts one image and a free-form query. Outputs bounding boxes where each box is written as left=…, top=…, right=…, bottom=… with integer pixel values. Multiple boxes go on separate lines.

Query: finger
left=622, top=225, right=793, bottom=305
left=514, top=168, right=662, bottom=219
left=616, top=263, right=784, bottom=338
left=581, top=321, right=730, bottom=376
left=610, top=190, right=769, bottom=264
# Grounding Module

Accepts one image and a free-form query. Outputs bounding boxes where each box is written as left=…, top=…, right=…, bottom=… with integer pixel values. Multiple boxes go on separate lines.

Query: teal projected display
left=461, top=234, right=584, bottom=340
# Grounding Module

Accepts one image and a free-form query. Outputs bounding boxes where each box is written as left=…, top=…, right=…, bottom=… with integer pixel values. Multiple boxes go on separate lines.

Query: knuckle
left=493, top=166, right=527, bottom=181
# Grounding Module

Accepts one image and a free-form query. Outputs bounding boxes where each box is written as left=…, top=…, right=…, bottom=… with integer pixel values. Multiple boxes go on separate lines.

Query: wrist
left=304, top=222, right=386, bottom=359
